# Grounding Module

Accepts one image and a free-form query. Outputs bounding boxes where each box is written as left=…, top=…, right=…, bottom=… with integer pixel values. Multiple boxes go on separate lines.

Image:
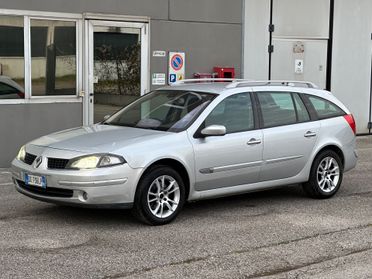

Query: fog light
left=82, top=192, right=88, bottom=201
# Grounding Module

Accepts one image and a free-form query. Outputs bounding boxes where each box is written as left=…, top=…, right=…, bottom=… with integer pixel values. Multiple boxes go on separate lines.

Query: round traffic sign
left=171, top=54, right=184, bottom=71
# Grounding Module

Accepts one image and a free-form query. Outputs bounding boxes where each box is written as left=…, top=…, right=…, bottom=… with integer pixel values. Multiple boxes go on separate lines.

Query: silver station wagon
left=11, top=80, right=357, bottom=225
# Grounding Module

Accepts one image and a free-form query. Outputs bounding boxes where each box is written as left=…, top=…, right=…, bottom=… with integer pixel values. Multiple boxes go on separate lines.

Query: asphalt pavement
left=0, top=137, right=371, bottom=279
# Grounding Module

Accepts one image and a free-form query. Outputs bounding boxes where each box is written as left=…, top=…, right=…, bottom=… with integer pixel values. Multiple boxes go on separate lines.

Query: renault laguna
left=11, top=80, right=357, bottom=225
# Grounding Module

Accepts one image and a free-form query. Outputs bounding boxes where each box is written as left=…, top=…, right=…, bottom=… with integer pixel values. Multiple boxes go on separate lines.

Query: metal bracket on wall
left=268, top=0, right=274, bottom=80
left=268, top=45, right=274, bottom=53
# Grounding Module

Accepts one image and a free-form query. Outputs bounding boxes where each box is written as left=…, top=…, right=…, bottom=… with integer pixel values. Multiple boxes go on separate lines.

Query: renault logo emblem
left=34, top=156, right=43, bottom=168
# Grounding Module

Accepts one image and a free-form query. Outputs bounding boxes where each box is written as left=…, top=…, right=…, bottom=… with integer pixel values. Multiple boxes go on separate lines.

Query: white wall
left=243, top=0, right=270, bottom=80
left=270, top=0, right=330, bottom=89
left=243, top=0, right=372, bottom=134
left=272, top=0, right=329, bottom=38
left=331, top=0, right=372, bottom=133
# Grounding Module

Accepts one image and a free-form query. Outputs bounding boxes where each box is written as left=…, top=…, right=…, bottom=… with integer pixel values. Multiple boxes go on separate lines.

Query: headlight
left=16, top=145, right=26, bottom=162
left=67, top=154, right=126, bottom=170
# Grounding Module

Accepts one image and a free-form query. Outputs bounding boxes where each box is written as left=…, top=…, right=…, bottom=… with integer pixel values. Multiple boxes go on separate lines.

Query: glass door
left=86, top=20, right=149, bottom=124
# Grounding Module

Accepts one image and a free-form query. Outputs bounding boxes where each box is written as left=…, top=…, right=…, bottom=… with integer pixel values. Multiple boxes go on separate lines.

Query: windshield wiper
left=101, top=122, right=131, bottom=127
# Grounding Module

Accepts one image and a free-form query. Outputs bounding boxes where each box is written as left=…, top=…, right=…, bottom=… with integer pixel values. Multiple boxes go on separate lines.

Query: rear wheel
left=132, top=166, right=185, bottom=225
left=303, top=150, right=343, bottom=199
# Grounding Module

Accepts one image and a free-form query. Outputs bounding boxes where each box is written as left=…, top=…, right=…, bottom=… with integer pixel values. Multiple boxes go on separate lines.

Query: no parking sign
left=168, top=52, right=185, bottom=84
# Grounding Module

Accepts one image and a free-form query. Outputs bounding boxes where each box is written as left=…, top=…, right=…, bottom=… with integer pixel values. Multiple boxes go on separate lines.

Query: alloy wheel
left=147, top=175, right=180, bottom=218
left=316, top=156, right=340, bottom=193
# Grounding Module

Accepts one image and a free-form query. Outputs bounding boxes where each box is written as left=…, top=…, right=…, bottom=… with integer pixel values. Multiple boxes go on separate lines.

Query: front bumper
left=11, top=157, right=143, bottom=209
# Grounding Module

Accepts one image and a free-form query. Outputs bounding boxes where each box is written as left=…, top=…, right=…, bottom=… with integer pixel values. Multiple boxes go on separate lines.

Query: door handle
left=304, top=131, right=317, bottom=138
left=247, top=138, right=262, bottom=145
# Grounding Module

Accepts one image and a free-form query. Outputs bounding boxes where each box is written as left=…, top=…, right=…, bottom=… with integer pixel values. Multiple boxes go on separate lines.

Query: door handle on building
left=247, top=138, right=262, bottom=145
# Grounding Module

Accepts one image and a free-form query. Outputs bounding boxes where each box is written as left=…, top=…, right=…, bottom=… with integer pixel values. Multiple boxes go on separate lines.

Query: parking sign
left=168, top=52, right=185, bottom=84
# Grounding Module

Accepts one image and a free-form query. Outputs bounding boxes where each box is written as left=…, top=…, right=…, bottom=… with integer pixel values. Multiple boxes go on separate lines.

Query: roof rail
left=170, top=78, right=318, bottom=89
left=171, top=78, right=250, bottom=85
left=225, top=80, right=318, bottom=89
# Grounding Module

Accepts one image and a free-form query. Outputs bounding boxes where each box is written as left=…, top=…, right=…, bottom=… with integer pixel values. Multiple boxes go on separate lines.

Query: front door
left=86, top=20, right=149, bottom=124
left=190, top=92, right=264, bottom=191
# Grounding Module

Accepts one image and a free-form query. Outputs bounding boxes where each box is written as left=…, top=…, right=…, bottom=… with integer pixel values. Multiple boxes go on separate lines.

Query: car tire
left=132, top=165, right=186, bottom=225
left=303, top=150, right=343, bottom=199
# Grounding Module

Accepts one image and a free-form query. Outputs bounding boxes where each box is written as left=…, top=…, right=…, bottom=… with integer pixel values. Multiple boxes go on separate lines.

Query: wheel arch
left=138, top=158, right=191, bottom=200
left=313, top=144, right=345, bottom=168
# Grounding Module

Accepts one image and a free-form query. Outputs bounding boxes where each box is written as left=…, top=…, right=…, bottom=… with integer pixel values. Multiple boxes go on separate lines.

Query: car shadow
left=34, top=184, right=307, bottom=226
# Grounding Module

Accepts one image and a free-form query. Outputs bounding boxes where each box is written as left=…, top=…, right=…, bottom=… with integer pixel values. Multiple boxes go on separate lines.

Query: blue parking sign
left=169, top=74, right=177, bottom=83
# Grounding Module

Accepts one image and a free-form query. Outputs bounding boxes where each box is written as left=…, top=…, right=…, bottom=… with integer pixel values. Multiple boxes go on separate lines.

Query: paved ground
left=0, top=137, right=371, bottom=279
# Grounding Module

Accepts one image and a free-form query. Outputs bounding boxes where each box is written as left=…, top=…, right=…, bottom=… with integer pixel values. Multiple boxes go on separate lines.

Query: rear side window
left=257, top=92, right=297, bottom=128
left=307, top=96, right=345, bottom=119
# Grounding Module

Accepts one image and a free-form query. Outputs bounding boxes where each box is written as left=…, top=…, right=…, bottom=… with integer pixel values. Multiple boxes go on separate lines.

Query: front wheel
left=132, top=166, right=185, bottom=225
left=303, top=150, right=343, bottom=199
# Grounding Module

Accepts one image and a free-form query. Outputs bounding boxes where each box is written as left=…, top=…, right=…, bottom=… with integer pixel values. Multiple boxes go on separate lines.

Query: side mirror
left=103, top=114, right=111, bottom=121
left=200, top=125, right=226, bottom=137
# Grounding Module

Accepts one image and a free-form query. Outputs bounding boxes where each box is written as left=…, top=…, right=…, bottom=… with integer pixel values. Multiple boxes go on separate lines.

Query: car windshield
left=104, top=90, right=216, bottom=132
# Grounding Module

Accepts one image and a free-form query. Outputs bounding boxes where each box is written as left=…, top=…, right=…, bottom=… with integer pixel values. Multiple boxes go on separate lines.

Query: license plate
left=24, top=173, right=47, bottom=188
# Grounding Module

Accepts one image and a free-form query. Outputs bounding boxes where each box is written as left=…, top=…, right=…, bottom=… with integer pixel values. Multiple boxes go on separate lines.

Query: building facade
left=0, top=0, right=371, bottom=167
left=0, top=0, right=243, bottom=166
left=244, top=0, right=372, bottom=135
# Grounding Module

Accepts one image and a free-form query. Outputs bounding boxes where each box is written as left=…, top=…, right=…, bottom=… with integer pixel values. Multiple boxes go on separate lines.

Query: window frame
left=302, top=94, right=346, bottom=120
left=0, top=9, right=83, bottom=104
left=292, top=92, right=311, bottom=123
left=194, top=91, right=259, bottom=138
left=254, top=91, right=313, bottom=129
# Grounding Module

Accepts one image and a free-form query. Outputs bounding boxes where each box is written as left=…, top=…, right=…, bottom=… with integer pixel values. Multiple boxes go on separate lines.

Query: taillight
left=17, top=92, right=25, bottom=99
left=343, top=114, right=356, bottom=135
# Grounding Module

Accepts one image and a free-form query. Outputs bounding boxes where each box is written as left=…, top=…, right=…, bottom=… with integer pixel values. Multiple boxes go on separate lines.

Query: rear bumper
left=11, top=158, right=143, bottom=208
left=343, top=139, right=358, bottom=172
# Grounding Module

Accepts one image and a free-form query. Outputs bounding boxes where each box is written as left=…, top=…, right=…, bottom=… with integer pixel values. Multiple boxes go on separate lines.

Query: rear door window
left=307, top=96, right=345, bottom=119
left=257, top=92, right=297, bottom=128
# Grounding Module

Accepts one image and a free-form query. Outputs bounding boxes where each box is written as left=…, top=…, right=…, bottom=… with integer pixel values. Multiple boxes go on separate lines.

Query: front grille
left=48, top=158, right=70, bottom=169
left=17, top=180, right=73, bottom=198
left=24, top=153, right=37, bottom=165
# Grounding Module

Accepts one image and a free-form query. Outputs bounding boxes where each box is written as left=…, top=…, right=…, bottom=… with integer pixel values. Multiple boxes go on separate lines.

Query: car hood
left=29, top=124, right=169, bottom=153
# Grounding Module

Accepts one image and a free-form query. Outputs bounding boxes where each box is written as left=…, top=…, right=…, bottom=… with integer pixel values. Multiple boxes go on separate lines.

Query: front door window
left=204, top=92, right=255, bottom=133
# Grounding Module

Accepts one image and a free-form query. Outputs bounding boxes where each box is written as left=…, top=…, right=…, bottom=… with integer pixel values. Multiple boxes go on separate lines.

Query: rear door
left=254, top=88, right=320, bottom=181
